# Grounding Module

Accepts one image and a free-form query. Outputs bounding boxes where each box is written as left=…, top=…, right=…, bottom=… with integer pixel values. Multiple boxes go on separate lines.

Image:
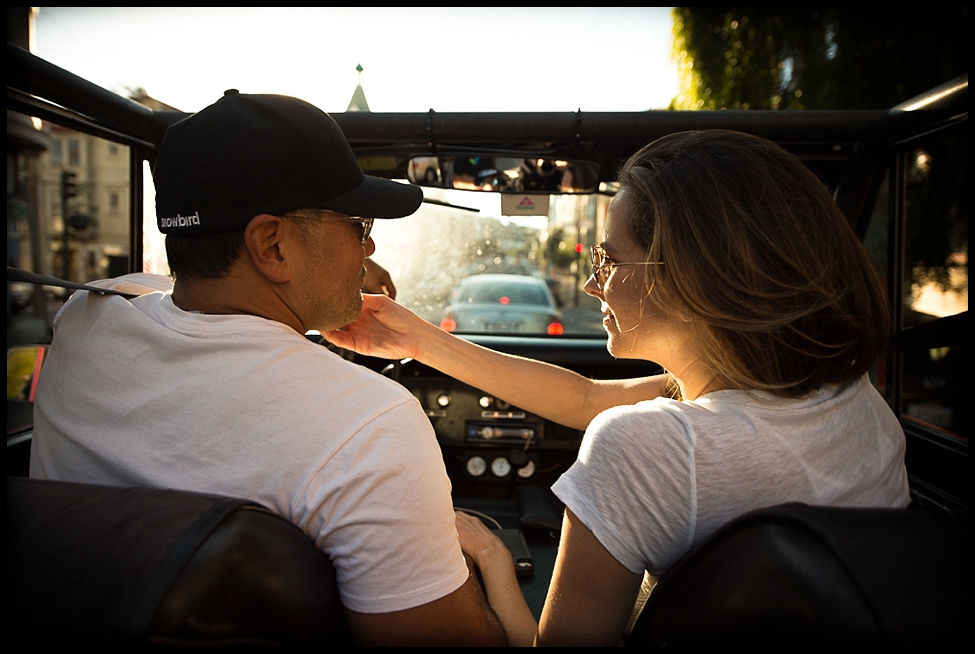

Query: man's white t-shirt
left=31, top=274, right=469, bottom=614
left=552, top=377, right=910, bottom=574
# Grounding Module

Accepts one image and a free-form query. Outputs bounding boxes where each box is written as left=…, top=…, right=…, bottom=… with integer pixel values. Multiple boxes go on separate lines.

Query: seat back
left=6, top=477, right=354, bottom=646
left=627, top=503, right=968, bottom=647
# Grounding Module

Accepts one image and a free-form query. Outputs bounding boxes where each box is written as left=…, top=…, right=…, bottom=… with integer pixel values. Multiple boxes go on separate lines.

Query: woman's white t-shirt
left=552, top=376, right=910, bottom=574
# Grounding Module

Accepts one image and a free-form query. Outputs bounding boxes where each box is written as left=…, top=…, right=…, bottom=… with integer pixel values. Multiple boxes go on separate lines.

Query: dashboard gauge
left=478, top=395, right=493, bottom=408
left=491, top=456, right=512, bottom=477
left=516, top=459, right=536, bottom=479
left=466, top=455, right=487, bottom=477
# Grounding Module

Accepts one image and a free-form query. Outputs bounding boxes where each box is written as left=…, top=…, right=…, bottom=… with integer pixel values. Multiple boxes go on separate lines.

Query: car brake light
left=440, top=317, right=457, bottom=332
left=499, top=296, right=510, bottom=305
left=547, top=322, right=564, bottom=336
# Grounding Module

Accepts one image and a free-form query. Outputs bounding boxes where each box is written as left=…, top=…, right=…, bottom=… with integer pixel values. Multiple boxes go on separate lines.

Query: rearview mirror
left=407, top=154, right=600, bottom=193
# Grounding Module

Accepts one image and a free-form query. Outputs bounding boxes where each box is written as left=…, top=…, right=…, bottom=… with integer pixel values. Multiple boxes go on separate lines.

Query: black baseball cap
left=154, top=90, right=422, bottom=235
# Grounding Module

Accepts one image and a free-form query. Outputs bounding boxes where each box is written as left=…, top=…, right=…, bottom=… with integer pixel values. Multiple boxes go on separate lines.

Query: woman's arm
left=537, top=508, right=643, bottom=646
left=323, top=295, right=671, bottom=430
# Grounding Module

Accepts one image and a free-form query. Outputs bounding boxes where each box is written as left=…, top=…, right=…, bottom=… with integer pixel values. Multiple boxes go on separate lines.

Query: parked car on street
left=440, top=274, right=564, bottom=335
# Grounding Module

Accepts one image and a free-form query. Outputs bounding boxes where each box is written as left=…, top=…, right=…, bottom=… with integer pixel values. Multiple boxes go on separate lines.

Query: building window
left=68, top=139, right=80, bottom=167
left=110, top=192, right=119, bottom=211
left=51, top=140, right=63, bottom=164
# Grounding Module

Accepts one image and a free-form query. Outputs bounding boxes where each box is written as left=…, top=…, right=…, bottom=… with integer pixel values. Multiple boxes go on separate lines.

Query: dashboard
left=389, top=335, right=663, bottom=497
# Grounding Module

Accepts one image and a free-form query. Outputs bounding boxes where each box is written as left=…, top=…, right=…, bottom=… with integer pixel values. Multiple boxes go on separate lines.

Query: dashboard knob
left=490, top=456, right=512, bottom=478
left=508, top=448, right=528, bottom=467
left=436, top=393, right=451, bottom=407
left=466, top=456, right=487, bottom=477
left=517, top=459, right=536, bottom=479
left=478, top=395, right=493, bottom=408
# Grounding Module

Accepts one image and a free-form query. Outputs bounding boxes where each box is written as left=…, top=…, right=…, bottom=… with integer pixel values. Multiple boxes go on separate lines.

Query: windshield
left=368, top=189, right=607, bottom=337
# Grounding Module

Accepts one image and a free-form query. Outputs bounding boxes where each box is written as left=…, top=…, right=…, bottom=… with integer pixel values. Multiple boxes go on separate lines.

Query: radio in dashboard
left=465, top=421, right=540, bottom=444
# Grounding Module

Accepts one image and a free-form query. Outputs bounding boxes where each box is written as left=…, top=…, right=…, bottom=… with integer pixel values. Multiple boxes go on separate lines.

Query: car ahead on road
left=6, top=41, right=968, bottom=645
left=440, top=274, right=564, bottom=336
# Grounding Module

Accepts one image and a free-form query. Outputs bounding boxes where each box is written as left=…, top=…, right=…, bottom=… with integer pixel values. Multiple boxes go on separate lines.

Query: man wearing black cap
left=31, top=91, right=505, bottom=645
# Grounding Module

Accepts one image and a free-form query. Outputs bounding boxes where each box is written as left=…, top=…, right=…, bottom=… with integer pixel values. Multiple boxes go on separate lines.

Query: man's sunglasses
left=298, top=211, right=375, bottom=244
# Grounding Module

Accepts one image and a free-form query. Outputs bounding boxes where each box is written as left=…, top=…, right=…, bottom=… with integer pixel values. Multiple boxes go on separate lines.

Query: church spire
left=346, top=63, right=370, bottom=112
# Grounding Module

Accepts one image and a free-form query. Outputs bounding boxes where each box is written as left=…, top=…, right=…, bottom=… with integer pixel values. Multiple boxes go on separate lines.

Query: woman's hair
left=618, top=129, right=889, bottom=398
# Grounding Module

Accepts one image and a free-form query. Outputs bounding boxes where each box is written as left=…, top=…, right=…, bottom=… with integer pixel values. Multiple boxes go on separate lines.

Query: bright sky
left=34, top=7, right=678, bottom=115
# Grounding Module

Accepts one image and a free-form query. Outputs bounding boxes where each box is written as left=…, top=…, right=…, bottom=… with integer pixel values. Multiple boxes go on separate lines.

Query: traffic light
left=61, top=170, right=88, bottom=232
left=61, top=170, right=78, bottom=201
left=67, top=213, right=89, bottom=231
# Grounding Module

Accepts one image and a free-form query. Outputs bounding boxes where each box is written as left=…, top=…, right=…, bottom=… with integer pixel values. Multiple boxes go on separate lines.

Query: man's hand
left=362, top=258, right=396, bottom=299
left=322, top=294, right=429, bottom=361
left=455, top=511, right=538, bottom=646
left=456, top=511, right=512, bottom=570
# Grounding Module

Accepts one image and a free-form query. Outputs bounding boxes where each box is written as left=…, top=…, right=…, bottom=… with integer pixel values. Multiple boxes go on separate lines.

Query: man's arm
left=309, top=392, right=505, bottom=646
left=447, top=506, right=644, bottom=647
left=345, top=576, right=506, bottom=646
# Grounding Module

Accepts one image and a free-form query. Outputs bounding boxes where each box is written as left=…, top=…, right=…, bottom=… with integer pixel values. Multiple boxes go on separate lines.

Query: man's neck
left=172, top=271, right=305, bottom=333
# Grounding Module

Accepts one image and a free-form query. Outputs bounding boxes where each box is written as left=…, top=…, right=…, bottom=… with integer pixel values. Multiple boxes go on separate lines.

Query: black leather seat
left=627, top=502, right=968, bottom=647
left=6, top=477, right=354, bottom=646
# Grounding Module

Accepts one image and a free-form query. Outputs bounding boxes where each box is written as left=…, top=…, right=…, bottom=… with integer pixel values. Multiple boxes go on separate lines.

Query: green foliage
left=671, top=8, right=968, bottom=110
left=546, top=227, right=578, bottom=268
left=671, top=8, right=970, bottom=302
left=7, top=347, right=42, bottom=400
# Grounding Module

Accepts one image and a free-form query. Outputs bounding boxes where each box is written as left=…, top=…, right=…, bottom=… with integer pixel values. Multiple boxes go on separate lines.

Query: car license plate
left=484, top=321, right=521, bottom=333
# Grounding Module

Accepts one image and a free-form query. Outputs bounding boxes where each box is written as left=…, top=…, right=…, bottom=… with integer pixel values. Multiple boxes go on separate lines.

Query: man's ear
left=243, top=214, right=292, bottom=284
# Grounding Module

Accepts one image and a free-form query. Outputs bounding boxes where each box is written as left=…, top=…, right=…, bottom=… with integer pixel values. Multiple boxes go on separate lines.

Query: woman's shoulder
left=692, top=375, right=889, bottom=420
left=592, top=392, right=756, bottom=429
left=597, top=394, right=734, bottom=419
left=585, top=395, right=744, bottom=452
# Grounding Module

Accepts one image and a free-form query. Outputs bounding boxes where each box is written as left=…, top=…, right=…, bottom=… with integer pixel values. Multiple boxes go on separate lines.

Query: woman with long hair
left=324, top=130, right=909, bottom=646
